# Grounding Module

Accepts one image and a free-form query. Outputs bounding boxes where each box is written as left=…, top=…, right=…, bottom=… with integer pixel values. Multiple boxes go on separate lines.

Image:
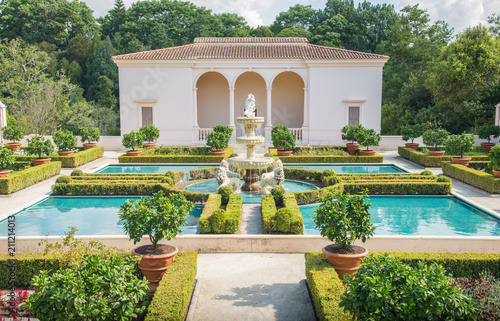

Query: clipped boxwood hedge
left=261, top=193, right=303, bottom=234
left=294, top=184, right=344, bottom=205
left=442, top=161, right=500, bottom=194
left=15, top=147, right=104, bottom=168
left=0, top=253, right=64, bottom=288
left=189, top=167, right=218, bottom=180
left=268, top=148, right=383, bottom=163
left=343, top=181, right=452, bottom=195
left=145, top=251, right=197, bottom=321
left=119, top=147, right=234, bottom=163
left=199, top=194, right=242, bottom=234
left=398, top=146, right=489, bottom=167
left=0, top=161, right=61, bottom=194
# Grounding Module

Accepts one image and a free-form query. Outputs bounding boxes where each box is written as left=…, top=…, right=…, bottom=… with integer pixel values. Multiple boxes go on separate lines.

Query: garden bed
left=198, top=194, right=242, bottom=233
left=442, top=161, right=500, bottom=194
left=268, top=147, right=383, bottom=163
left=15, top=146, right=104, bottom=168
left=398, top=146, right=489, bottom=167
left=118, top=147, right=234, bottom=163
left=0, top=161, right=61, bottom=194
left=262, top=192, right=304, bottom=234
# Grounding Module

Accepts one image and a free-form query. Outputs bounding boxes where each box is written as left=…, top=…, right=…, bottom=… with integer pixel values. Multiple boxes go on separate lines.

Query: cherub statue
left=244, top=94, right=256, bottom=118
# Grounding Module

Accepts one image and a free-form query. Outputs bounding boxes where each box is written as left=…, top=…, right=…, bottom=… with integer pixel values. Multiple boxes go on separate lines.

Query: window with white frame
left=348, top=106, right=360, bottom=126
left=342, top=99, right=366, bottom=126
left=142, top=107, right=153, bottom=127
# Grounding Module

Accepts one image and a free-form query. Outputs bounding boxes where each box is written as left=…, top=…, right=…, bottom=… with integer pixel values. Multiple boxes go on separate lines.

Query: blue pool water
left=0, top=197, right=203, bottom=236
left=184, top=179, right=319, bottom=203
left=96, top=164, right=212, bottom=175
left=285, top=164, right=408, bottom=173
left=300, top=196, right=500, bottom=236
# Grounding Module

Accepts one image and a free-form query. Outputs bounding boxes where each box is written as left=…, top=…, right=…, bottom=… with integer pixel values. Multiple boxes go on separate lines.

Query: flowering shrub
left=454, top=272, right=500, bottom=320
left=0, top=288, right=32, bottom=319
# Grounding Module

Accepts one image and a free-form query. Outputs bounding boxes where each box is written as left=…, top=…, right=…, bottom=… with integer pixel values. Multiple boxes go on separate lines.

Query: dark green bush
left=262, top=193, right=303, bottom=234
left=437, top=176, right=452, bottom=183
left=421, top=170, right=433, bottom=175
left=322, top=169, right=336, bottom=179
left=275, top=208, right=292, bottom=232
left=398, top=146, right=489, bottom=167
left=209, top=209, right=227, bottom=233
left=270, top=186, right=285, bottom=206
left=189, top=167, right=217, bottom=179
left=71, top=169, right=84, bottom=176
left=323, top=175, right=342, bottom=186
left=218, top=185, right=233, bottom=205
left=56, top=175, right=73, bottom=184
left=161, top=176, right=174, bottom=186
left=442, top=161, right=500, bottom=194
left=0, top=161, right=61, bottom=194
left=199, top=194, right=242, bottom=234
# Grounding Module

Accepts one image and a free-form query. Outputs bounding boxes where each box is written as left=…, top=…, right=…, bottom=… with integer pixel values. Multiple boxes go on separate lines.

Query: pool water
left=184, top=179, right=319, bottom=203
left=300, top=196, right=500, bottom=236
left=96, top=164, right=212, bottom=175
left=0, top=197, right=203, bottom=236
left=285, top=164, right=407, bottom=174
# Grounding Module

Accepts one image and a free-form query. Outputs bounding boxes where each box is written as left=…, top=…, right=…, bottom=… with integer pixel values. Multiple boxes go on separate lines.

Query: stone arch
left=271, top=71, right=304, bottom=128
left=196, top=72, right=230, bottom=128
left=234, top=72, right=267, bottom=136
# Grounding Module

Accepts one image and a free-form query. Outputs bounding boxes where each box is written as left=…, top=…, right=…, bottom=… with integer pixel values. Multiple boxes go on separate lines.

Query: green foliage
left=0, top=161, right=61, bottom=194
left=442, top=161, right=500, bottom=194
left=23, top=254, right=149, bottom=320
left=341, top=125, right=362, bottom=143
left=212, top=125, right=233, bottom=143
left=270, top=4, right=318, bottom=34
left=343, top=181, right=451, bottom=195
left=478, top=125, right=500, bottom=143
left=437, top=176, right=452, bottom=183
left=454, top=272, right=500, bottom=320
left=94, top=75, right=117, bottom=109
left=271, top=125, right=296, bottom=150
left=446, top=133, right=476, bottom=158
left=314, top=191, right=375, bottom=249
left=339, top=253, right=475, bottom=320
left=67, top=34, right=92, bottom=70
left=323, top=175, right=342, bottom=186
left=206, top=131, right=228, bottom=151
left=217, top=185, right=233, bottom=205
left=85, top=37, right=118, bottom=98
left=401, top=124, right=425, bottom=143
left=399, top=146, right=489, bottom=167
left=199, top=194, right=242, bottom=234
left=271, top=124, right=288, bottom=146
left=71, top=169, right=84, bottom=176
left=423, top=128, right=449, bottom=150
left=55, top=175, right=73, bottom=184
left=322, top=169, right=336, bottom=178
left=421, top=170, right=433, bottom=175
left=143, top=146, right=212, bottom=156
left=16, top=146, right=104, bottom=167
left=275, top=153, right=383, bottom=163
left=270, top=186, right=286, bottom=206
left=489, top=145, right=500, bottom=170
left=276, top=27, right=312, bottom=38
left=119, top=154, right=228, bottom=164
left=80, top=127, right=100, bottom=143
left=122, top=130, right=144, bottom=151
left=0, top=147, right=15, bottom=170
left=53, top=129, right=77, bottom=151
left=189, top=167, right=217, bottom=180
left=25, top=134, right=54, bottom=158
left=139, top=125, right=160, bottom=143
left=199, top=194, right=222, bottom=233
left=275, top=208, right=292, bottom=232
left=209, top=209, right=227, bottom=234
left=161, top=176, right=174, bottom=186
left=356, top=127, right=381, bottom=150
left=2, top=124, right=24, bottom=142
left=262, top=193, right=303, bottom=234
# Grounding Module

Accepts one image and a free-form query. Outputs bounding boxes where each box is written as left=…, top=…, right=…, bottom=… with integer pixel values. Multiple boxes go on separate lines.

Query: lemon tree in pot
left=341, top=124, right=362, bottom=155
left=478, top=125, right=500, bottom=154
left=26, top=134, right=54, bottom=166
left=489, top=145, right=500, bottom=178
left=213, top=125, right=233, bottom=148
left=139, top=124, right=160, bottom=148
left=356, top=127, right=381, bottom=156
left=401, top=124, right=424, bottom=150
left=271, top=124, right=289, bottom=150
left=422, top=128, right=449, bottom=156
left=3, top=124, right=24, bottom=152
left=119, top=191, right=194, bottom=294
left=0, top=147, right=15, bottom=178
left=445, top=132, right=475, bottom=166
left=313, top=191, right=375, bottom=280
left=207, top=130, right=229, bottom=156
left=80, top=127, right=100, bottom=150
left=273, top=126, right=296, bottom=156
left=53, top=129, right=77, bottom=156
left=122, top=130, right=145, bottom=156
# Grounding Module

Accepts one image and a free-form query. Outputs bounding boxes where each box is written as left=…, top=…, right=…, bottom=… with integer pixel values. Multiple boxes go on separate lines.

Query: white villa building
left=112, top=37, right=389, bottom=145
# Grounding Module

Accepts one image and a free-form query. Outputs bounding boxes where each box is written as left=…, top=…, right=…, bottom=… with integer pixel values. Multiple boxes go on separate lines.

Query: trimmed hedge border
left=305, top=251, right=500, bottom=321
left=145, top=251, right=197, bottom=321
left=119, top=147, right=234, bottom=163
left=190, top=167, right=218, bottom=180
left=294, top=184, right=343, bottom=205
left=15, top=147, right=104, bottom=168
left=0, top=253, right=64, bottom=288
left=442, top=161, right=500, bottom=194
left=261, top=193, right=304, bottom=234
left=0, top=161, right=61, bottom=194
left=269, top=147, right=383, bottom=163
left=398, top=146, right=489, bottom=167
left=199, top=194, right=242, bottom=234
left=343, top=181, right=452, bottom=195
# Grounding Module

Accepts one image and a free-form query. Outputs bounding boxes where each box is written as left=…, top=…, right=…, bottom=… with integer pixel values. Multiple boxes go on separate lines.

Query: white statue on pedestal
left=244, top=94, right=256, bottom=118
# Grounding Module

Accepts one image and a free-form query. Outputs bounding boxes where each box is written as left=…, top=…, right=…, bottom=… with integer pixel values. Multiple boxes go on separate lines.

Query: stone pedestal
left=241, top=169, right=260, bottom=192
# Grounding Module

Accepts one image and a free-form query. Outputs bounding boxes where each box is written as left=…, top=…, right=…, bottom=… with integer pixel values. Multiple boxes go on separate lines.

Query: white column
left=229, top=87, right=235, bottom=127
left=496, top=103, right=500, bottom=126
left=266, top=87, right=272, bottom=127
left=193, top=88, right=199, bottom=128
left=302, top=87, right=309, bottom=128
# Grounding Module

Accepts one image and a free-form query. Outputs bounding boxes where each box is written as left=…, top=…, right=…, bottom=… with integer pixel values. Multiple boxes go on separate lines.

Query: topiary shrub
left=437, top=176, right=452, bottom=183
left=56, top=176, right=73, bottom=184
left=322, top=169, right=336, bottom=179
left=275, top=208, right=292, bottom=233
left=218, top=185, right=233, bottom=205
left=71, top=169, right=84, bottom=176
left=271, top=186, right=286, bottom=206
left=161, top=176, right=174, bottom=186
left=209, top=209, right=226, bottom=233
left=229, top=153, right=239, bottom=158
left=421, top=170, right=433, bottom=176
left=323, top=175, right=342, bottom=186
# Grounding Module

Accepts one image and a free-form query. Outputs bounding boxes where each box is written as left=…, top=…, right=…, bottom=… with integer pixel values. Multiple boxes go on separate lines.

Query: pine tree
left=67, top=60, right=83, bottom=85
left=85, top=37, right=118, bottom=100
left=110, top=0, right=127, bottom=34
left=94, top=75, right=117, bottom=110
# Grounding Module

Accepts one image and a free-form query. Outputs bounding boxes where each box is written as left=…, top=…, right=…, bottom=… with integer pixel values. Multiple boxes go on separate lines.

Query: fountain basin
left=236, top=136, right=265, bottom=145
left=227, top=156, right=274, bottom=170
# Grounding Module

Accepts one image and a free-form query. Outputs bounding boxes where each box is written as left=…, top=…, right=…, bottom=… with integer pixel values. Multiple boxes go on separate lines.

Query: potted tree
left=478, top=125, right=500, bottom=154
left=489, top=145, right=500, bottom=178
left=401, top=124, right=424, bottom=150
left=206, top=130, right=229, bottom=156
left=213, top=125, right=233, bottom=148
left=313, top=191, right=375, bottom=280
left=26, top=134, right=54, bottom=166
left=341, top=125, right=362, bottom=155
left=445, top=133, right=476, bottom=166
left=3, top=125, right=24, bottom=152
left=122, top=130, right=144, bottom=156
left=53, top=129, right=77, bottom=156
left=139, top=124, right=160, bottom=148
left=356, top=127, right=381, bottom=156
left=119, top=191, right=194, bottom=294
left=0, top=147, right=15, bottom=178
left=274, top=126, right=296, bottom=156
left=80, top=127, right=100, bottom=150
left=271, top=125, right=289, bottom=150
left=422, top=128, right=449, bottom=156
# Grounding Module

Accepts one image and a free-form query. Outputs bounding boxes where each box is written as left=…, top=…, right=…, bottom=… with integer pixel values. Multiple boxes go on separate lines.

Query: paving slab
left=240, top=204, right=263, bottom=234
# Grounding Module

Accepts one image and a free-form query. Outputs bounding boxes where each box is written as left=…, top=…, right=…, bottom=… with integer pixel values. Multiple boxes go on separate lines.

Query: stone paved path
left=240, top=204, right=263, bottom=234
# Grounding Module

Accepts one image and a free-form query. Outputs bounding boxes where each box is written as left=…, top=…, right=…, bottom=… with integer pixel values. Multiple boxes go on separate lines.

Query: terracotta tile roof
left=113, top=37, right=389, bottom=61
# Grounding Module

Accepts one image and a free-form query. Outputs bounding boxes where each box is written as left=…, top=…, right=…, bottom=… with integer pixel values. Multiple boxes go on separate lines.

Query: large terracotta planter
left=405, top=143, right=419, bottom=150
left=143, top=143, right=157, bottom=149
left=275, top=146, right=284, bottom=151
left=346, top=143, right=359, bottom=156
left=210, top=150, right=225, bottom=156
left=480, top=143, right=495, bottom=154
left=451, top=157, right=472, bottom=166
left=360, top=150, right=376, bottom=156
left=428, top=150, right=445, bottom=156
left=57, top=150, right=74, bottom=157
left=82, top=143, right=97, bottom=150
left=0, top=169, right=11, bottom=178
left=493, top=169, right=500, bottom=178
left=31, top=158, right=51, bottom=166
left=132, top=245, right=178, bottom=294
left=126, top=150, right=142, bottom=156
left=277, top=150, right=293, bottom=156
left=322, top=245, right=368, bottom=280
left=7, top=143, right=22, bottom=152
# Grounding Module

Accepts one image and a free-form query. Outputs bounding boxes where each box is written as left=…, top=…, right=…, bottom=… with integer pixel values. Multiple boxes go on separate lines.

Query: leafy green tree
left=270, top=4, right=319, bottom=34
left=487, top=13, right=500, bottom=36
left=57, top=57, right=69, bottom=73
left=250, top=26, right=274, bottom=37
left=276, top=27, right=312, bottom=39
left=216, top=13, right=250, bottom=37
left=84, top=37, right=104, bottom=72
left=67, top=60, right=83, bottom=85
left=112, top=32, right=145, bottom=55
left=66, top=34, right=92, bottom=71
left=85, top=37, right=118, bottom=99
left=100, top=0, right=128, bottom=37
left=94, top=76, right=117, bottom=110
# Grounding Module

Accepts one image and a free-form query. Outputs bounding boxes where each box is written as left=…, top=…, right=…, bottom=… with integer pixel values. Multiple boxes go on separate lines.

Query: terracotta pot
left=277, top=150, right=293, bottom=156
left=322, top=245, right=368, bottom=280
left=480, top=143, right=496, bottom=154
left=275, top=146, right=284, bottom=151
left=346, top=143, right=359, bottom=156
left=126, top=150, right=142, bottom=156
left=405, top=143, right=419, bottom=150
left=82, top=143, right=97, bottom=150
left=31, top=158, right=51, bottom=166
left=57, top=150, right=74, bottom=157
left=7, top=143, right=22, bottom=152
left=210, top=150, right=225, bottom=156
left=360, top=150, right=376, bottom=156
left=493, top=169, right=500, bottom=178
left=132, top=245, right=178, bottom=294
left=0, top=169, right=11, bottom=178
left=428, top=150, right=445, bottom=156
left=451, top=157, right=472, bottom=166
left=143, top=143, right=157, bottom=149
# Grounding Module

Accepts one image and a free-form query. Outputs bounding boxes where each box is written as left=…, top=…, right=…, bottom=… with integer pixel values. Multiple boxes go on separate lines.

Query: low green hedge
left=398, top=146, right=489, bottom=167
left=199, top=194, right=242, bottom=234
left=75, top=171, right=184, bottom=183
left=199, top=194, right=222, bottom=233
left=145, top=251, right=197, bottom=321
left=261, top=193, right=303, bottom=234
left=15, top=147, right=104, bottom=168
left=343, top=181, right=452, bottom=195
left=268, top=147, right=383, bottom=163
left=119, top=147, right=234, bottom=163
left=71, top=175, right=166, bottom=181
left=338, top=173, right=437, bottom=181
left=0, top=161, right=61, bottom=194
left=284, top=167, right=323, bottom=181
left=294, top=184, right=344, bottom=205
left=0, top=253, right=64, bottom=288
left=442, top=161, right=500, bottom=194
left=11, top=161, right=32, bottom=172
left=189, top=167, right=218, bottom=180
left=468, top=161, right=490, bottom=170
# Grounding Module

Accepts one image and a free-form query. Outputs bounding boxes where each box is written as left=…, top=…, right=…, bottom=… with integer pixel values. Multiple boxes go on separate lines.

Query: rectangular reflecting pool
left=300, top=196, right=500, bottom=236
left=285, top=164, right=408, bottom=173
left=0, top=196, right=203, bottom=236
left=96, top=164, right=213, bottom=175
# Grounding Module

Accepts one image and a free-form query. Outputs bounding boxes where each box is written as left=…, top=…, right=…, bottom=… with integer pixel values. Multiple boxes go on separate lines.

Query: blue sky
left=83, top=0, right=499, bottom=34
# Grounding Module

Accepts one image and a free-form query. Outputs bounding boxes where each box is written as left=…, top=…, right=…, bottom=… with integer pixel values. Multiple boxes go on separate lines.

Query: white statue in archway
left=244, top=94, right=256, bottom=118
